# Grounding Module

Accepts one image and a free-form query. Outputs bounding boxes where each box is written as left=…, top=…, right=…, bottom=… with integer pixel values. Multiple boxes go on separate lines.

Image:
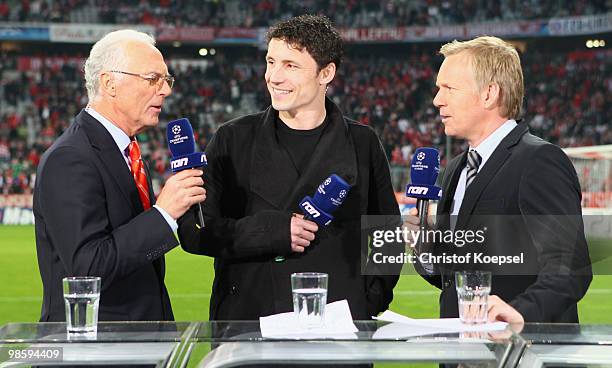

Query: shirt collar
left=85, top=106, right=132, bottom=154
left=470, top=119, right=517, bottom=170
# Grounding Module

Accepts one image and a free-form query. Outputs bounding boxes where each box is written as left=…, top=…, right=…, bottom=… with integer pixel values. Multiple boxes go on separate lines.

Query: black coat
left=419, top=122, right=592, bottom=322
left=34, top=110, right=177, bottom=322
left=178, top=98, right=401, bottom=320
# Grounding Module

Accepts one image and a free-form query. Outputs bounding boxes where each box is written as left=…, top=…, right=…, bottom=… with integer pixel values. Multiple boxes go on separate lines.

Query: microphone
left=275, top=174, right=351, bottom=262
left=405, top=147, right=442, bottom=246
left=166, top=118, right=207, bottom=228
left=299, top=174, right=351, bottom=227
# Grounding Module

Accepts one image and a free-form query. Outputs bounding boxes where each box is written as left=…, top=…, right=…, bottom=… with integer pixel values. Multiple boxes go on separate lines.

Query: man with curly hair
left=178, top=15, right=401, bottom=321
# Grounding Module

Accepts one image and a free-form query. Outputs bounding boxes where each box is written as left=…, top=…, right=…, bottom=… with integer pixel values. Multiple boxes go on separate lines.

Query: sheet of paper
left=372, top=310, right=507, bottom=339
left=259, top=299, right=358, bottom=339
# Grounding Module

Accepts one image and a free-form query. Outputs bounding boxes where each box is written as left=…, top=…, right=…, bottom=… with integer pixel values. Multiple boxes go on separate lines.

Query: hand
left=156, top=169, right=206, bottom=219
left=487, top=295, right=525, bottom=328
left=403, top=207, right=434, bottom=249
left=290, top=214, right=318, bottom=253
left=403, top=207, right=421, bottom=234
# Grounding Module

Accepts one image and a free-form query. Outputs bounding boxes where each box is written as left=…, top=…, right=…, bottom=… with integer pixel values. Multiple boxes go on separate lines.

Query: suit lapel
left=455, top=122, right=528, bottom=229
left=77, top=110, right=143, bottom=215
left=249, top=106, right=300, bottom=209
left=249, top=98, right=358, bottom=211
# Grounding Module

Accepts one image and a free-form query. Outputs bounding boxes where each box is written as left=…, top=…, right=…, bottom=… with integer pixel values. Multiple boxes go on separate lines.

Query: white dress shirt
left=450, top=120, right=518, bottom=220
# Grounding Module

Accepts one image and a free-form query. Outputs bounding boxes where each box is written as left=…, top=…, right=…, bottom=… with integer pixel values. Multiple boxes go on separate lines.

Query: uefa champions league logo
left=172, top=125, right=181, bottom=135
left=417, top=152, right=426, bottom=161
left=319, top=177, right=333, bottom=194
left=339, top=189, right=347, bottom=199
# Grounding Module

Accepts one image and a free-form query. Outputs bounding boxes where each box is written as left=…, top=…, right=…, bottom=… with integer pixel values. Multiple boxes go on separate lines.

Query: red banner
left=156, top=26, right=215, bottom=42
left=216, top=27, right=258, bottom=39
left=17, top=56, right=84, bottom=71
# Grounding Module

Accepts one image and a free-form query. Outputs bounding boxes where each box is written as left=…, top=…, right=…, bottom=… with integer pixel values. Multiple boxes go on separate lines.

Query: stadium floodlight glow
left=593, top=40, right=600, bottom=47
left=172, top=41, right=181, bottom=48
left=210, top=48, right=216, bottom=55
left=601, top=40, right=606, bottom=47
left=586, top=40, right=593, bottom=48
left=199, top=48, right=208, bottom=56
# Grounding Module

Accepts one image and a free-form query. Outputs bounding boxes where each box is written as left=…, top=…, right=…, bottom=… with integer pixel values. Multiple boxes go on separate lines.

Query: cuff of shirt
left=154, top=205, right=178, bottom=232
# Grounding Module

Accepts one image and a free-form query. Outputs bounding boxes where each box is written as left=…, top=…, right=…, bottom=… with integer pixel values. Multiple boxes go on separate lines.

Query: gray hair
left=84, top=29, right=156, bottom=100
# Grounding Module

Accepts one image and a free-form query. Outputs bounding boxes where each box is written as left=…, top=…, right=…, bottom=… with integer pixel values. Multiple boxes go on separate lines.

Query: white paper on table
left=259, top=299, right=358, bottom=339
left=372, top=310, right=507, bottom=339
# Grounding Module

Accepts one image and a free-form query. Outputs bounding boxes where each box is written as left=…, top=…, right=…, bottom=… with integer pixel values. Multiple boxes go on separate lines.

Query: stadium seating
left=1, top=47, right=610, bottom=195
left=1, top=0, right=608, bottom=27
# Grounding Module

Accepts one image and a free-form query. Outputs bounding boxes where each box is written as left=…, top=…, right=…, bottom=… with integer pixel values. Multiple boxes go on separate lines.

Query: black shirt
left=275, top=115, right=328, bottom=176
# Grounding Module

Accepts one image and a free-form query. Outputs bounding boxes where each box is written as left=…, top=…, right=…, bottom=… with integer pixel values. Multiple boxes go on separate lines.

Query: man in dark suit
left=34, top=29, right=206, bottom=322
left=178, top=15, right=401, bottom=321
left=408, top=36, right=592, bottom=324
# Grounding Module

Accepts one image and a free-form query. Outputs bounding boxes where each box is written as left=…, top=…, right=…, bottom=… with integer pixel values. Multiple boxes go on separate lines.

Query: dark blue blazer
left=34, top=110, right=177, bottom=322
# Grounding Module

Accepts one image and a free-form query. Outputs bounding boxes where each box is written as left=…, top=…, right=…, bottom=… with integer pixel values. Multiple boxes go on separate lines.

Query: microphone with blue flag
left=299, top=174, right=351, bottom=227
left=405, top=147, right=442, bottom=239
left=275, top=174, right=351, bottom=262
left=166, top=118, right=207, bottom=228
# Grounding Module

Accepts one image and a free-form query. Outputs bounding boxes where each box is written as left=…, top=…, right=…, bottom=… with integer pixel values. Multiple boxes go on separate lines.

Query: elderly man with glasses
left=33, top=29, right=206, bottom=322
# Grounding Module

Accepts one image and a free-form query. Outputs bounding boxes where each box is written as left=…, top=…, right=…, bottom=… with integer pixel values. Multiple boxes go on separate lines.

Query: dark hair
left=266, top=14, right=344, bottom=71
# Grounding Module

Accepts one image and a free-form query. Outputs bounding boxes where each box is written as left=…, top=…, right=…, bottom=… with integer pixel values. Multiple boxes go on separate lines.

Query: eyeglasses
left=108, top=70, right=175, bottom=89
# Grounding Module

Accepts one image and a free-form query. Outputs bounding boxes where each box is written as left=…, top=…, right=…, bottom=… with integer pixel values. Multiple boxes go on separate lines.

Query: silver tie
left=465, top=150, right=482, bottom=187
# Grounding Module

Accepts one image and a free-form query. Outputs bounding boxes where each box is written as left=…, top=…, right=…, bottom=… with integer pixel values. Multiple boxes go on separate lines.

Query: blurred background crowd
left=1, top=0, right=608, bottom=27
left=0, top=0, right=610, bottom=195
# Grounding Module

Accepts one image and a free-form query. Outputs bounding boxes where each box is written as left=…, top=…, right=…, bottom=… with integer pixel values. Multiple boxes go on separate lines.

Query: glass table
left=193, top=321, right=521, bottom=367
left=0, top=321, right=520, bottom=367
left=0, top=321, right=197, bottom=367
left=517, top=324, right=612, bottom=368
left=4, top=321, right=612, bottom=367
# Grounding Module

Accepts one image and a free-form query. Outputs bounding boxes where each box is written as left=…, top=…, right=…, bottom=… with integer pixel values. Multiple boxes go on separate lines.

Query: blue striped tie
left=466, top=150, right=482, bottom=187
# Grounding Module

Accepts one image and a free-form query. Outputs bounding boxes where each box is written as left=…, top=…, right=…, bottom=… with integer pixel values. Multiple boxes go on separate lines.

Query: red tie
left=127, top=139, right=151, bottom=210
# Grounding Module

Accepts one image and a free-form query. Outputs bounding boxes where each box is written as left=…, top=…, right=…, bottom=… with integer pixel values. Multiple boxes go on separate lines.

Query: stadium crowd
left=1, top=47, right=610, bottom=195
left=1, top=0, right=609, bottom=26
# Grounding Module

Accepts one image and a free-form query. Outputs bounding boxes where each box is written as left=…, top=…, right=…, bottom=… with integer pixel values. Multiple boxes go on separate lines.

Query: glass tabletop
left=193, top=320, right=518, bottom=343
left=0, top=321, right=194, bottom=343
left=0, top=321, right=524, bottom=368
left=519, top=323, right=612, bottom=345
left=190, top=321, right=519, bottom=368
left=3, top=322, right=612, bottom=368
left=0, top=320, right=523, bottom=344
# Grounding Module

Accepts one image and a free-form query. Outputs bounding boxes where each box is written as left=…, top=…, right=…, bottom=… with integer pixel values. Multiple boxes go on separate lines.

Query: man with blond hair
left=34, top=29, right=206, bottom=322
left=408, top=36, right=592, bottom=323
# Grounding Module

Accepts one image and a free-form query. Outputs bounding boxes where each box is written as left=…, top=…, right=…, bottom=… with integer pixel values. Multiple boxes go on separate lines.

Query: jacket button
left=229, top=285, right=237, bottom=295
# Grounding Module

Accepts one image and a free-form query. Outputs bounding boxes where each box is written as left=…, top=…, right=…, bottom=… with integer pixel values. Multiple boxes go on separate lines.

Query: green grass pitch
left=1, top=225, right=611, bottom=367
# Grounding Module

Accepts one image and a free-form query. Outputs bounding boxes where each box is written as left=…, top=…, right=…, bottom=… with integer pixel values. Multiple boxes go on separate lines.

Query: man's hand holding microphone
left=290, top=214, right=318, bottom=253
left=285, top=174, right=351, bottom=256
left=156, top=169, right=206, bottom=220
